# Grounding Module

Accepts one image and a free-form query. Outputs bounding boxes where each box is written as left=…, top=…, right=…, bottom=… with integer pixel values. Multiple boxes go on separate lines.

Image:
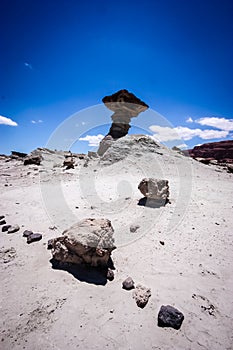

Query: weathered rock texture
left=50, top=218, right=116, bottom=267
left=138, top=178, right=169, bottom=204
left=98, top=90, right=148, bottom=155
left=158, top=305, right=184, bottom=330
left=187, top=140, right=233, bottom=164
left=24, top=153, right=42, bottom=165
left=133, top=284, right=151, bottom=308
left=100, top=135, right=162, bottom=166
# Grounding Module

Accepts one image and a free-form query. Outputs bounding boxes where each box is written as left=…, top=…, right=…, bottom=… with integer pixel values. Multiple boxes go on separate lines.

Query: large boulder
left=49, top=218, right=116, bottom=267
left=138, top=178, right=169, bottom=204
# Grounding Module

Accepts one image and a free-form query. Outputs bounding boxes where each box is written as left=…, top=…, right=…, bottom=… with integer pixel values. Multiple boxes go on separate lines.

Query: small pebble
left=107, top=268, right=114, bottom=281
left=2, top=225, right=11, bottom=232
left=23, top=230, right=33, bottom=237
left=27, top=233, right=42, bottom=244
left=122, top=277, right=135, bottom=290
left=7, top=224, right=20, bottom=233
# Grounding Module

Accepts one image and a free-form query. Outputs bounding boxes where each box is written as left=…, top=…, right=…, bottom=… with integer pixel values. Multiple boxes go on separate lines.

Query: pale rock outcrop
left=99, top=135, right=162, bottom=166
left=49, top=218, right=116, bottom=267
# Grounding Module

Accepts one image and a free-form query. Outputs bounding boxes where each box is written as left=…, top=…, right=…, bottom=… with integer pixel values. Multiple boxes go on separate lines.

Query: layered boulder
left=49, top=218, right=116, bottom=267
left=98, top=90, right=148, bottom=155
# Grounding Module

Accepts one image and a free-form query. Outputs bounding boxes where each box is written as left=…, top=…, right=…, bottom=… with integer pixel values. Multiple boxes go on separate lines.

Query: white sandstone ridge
left=98, top=134, right=184, bottom=166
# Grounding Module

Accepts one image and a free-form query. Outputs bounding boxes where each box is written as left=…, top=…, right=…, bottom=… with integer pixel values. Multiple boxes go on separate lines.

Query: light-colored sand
left=0, top=141, right=233, bottom=350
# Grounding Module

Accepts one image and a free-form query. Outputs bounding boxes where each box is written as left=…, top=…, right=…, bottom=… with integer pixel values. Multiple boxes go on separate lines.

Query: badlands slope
left=0, top=135, right=233, bottom=350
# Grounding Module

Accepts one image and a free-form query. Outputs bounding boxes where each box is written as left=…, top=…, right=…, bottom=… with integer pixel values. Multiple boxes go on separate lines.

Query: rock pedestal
left=98, top=90, right=148, bottom=156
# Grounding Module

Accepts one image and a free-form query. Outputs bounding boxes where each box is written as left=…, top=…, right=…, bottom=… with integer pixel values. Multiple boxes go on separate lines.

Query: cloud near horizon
left=79, top=134, right=104, bottom=147
left=195, top=117, right=233, bottom=131
left=149, top=125, right=229, bottom=142
left=0, top=115, right=18, bottom=126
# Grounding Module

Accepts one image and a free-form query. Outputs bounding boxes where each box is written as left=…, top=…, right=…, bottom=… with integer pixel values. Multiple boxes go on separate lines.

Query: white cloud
left=79, top=134, right=104, bottom=147
left=176, top=143, right=188, bottom=149
left=31, top=119, right=43, bottom=124
left=149, top=125, right=229, bottom=142
left=0, top=115, right=18, bottom=126
left=186, top=117, right=193, bottom=123
left=196, top=117, right=233, bottom=131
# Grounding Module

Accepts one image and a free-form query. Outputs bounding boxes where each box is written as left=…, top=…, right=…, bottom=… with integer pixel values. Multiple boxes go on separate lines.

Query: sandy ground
left=0, top=144, right=233, bottom=350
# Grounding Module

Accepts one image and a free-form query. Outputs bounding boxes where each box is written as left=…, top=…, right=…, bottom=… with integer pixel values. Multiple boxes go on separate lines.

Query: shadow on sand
left=138, top=197, right=169, bottom=208
left=50, top=258, right=114, bottom=286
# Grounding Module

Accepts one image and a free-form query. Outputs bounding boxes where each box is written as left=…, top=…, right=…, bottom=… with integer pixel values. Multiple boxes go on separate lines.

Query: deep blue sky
left=0, top=0, right=232, bottom=154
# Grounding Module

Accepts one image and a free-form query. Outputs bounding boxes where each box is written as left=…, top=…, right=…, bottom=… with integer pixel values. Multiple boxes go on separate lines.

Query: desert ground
left=0, top=135, right=233, bottom=350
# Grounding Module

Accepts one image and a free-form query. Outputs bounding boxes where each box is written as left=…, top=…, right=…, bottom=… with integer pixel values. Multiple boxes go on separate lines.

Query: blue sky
left=0, top=0, right=232, bottom=154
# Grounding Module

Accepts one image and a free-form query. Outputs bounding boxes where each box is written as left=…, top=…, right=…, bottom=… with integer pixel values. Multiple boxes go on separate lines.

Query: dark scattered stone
left=7, top=224, right=20, bottom=233
left=23, top=230, right=33, bottom=237
left=24, top=154, right=42, bottom=166
left=27, top=233, right=42, bottom=244
left=122, top=277, right=135, bottom=290
left=2, top=225, right=11, bottom=232
left=130, top=225, right=140, bottom=233
left=0, top=215, right=5, bottom=220
left=63, top=157, right=74, bottom=169
left=107, top=268, right=114, bottom=281
left=47, top=239, right=53, bottom=250
left=11, top=151, right=27, bottom=158
left=159, top=241, right=165, bottom=245
left=158, top=305, right=184, bottom=330
left=0, top=220, right=6, bottom=225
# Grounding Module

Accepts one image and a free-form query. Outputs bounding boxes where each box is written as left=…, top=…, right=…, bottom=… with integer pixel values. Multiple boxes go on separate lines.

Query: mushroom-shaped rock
left=138, top=178, right=169, bottom=204
left=50, top=218, right=116, bottom=267
left=97, top=90, right=149, bottom=155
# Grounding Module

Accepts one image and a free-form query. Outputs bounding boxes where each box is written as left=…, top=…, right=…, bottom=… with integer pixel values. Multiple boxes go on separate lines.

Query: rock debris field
left=1, top=133, right=233, bottom=349
left=0, top=90, right=233, bottom=350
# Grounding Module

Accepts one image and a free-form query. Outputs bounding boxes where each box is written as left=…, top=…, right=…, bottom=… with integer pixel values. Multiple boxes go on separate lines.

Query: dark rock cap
left=102, top=89, right=149, bottom=117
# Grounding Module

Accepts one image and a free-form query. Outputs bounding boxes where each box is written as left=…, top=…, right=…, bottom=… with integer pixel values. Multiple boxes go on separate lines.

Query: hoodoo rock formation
left=98, top=89, right=149, bottom=155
